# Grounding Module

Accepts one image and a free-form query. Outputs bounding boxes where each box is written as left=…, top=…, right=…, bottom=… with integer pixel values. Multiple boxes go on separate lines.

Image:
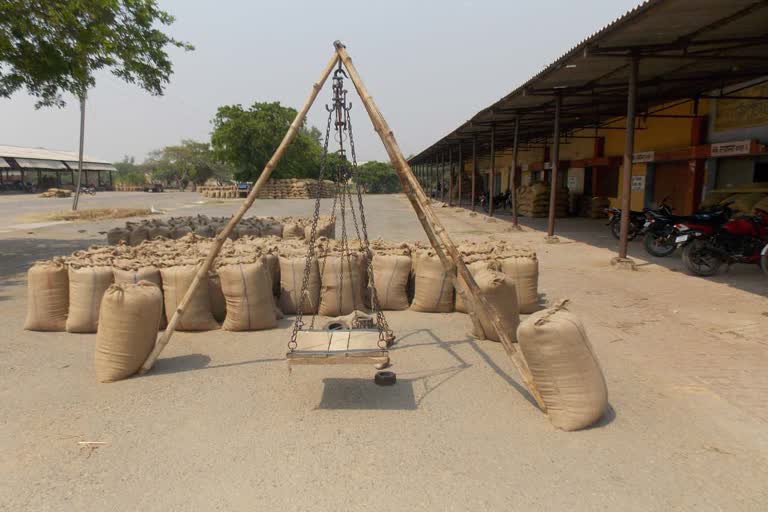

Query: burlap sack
left=278, top=256, right=320, bottom=314
left=218, top=261, right=277, bottom=331
left=94, top=281, right=163, bottom=382
left=455, top=260, right=497, bottom=313
left=304, top=219, right=335, bottom=240
left=499, top=255, right=539, bottom=313
left=262, top=253, right=280, bottom=296
left=469, top=269, right=519, bottom=342
left=24, top=261, right=69, bottom=331
left=66, top=266, right=114, bottom=333
left=107, top=227, right=130, bottom=245
left=114, top=266, right=166, bottom=328
left=410, top=252, right=454, bottom=313
left=128, top=227, right=149, bottom=246
left=319, top=255, right=366, bottom=316
left=282, top=223, right=304, bottom=240
left=261, top=221, right=283, bottom=238
left=160, top=266, right=219, bottom=331
left=372, top=254, right=411, bottom=310
left=170, top=226, right=193, bottom=240
left=517, top=301, right=608, bottom=431
left=208, top=273, right=227, bottom=323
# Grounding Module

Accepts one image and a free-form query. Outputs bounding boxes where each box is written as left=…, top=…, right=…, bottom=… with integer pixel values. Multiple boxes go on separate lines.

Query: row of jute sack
left=88, top=278, right=606, bottom=431
left=106, top=215, right=334, bottom=245
left=24, top=243, right=540, bottom=335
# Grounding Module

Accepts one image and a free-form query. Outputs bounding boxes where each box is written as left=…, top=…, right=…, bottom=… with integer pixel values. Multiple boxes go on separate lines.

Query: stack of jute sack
left=105, top=215, right=334, bottom=245
left=516, top=183, right=569, bottom=217
left=39, top=188, right=72, bottom=198
left=199, top=185, right=240, bottom=198
left=114, top=184, right=144, bottom=192
left=578, top=196, right=610, bottom=218
left=255, top=179, right=336, bottom=199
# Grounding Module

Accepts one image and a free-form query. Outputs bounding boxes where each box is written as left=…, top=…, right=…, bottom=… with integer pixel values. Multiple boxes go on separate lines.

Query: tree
left=144, top=140, right=232, bottom=189
left=357, top=161, right=401, bottom=194
left=0, top=0, right=193, bottom=107
left=113, top=155, right=146, bottom=185
left=211, top=101, right=322, bottom=182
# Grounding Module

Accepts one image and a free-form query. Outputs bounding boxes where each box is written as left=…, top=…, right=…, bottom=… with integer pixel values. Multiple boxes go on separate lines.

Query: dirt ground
left=1, top=192, right=767, bottom=511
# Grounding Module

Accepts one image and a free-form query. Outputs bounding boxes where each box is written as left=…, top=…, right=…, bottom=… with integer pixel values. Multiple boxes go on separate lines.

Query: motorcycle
left=681, top=208, right=768, bottom=276
left=642, top=202, right=733, bottom=257
left=605, top=199, right=672, bottom=241
left=479, top=190, right=511, bottom=212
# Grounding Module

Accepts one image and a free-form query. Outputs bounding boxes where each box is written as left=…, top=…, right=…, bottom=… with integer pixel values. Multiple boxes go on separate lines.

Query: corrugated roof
left=0, top=144, right=111, bottom=165
left=411, top=0, right=768, bottom=162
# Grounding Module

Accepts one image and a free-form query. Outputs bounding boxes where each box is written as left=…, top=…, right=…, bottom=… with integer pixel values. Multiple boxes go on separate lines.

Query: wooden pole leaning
left=334, top=42, right=546, bottom=411
left=139, top=52, right=341, bottom=374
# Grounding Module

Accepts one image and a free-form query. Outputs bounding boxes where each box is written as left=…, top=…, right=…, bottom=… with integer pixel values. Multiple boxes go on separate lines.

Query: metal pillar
left=471, top=134, right=478, bottom=211
left=618, top=57, right=638, bottom=260
left=489, top=123, right=496, bottom=217
left=72, top=93, right=87, bottom=210
left=457, top=143, right=463, bottom=207
left=448, top=147, right=453, bottom=206
left=511, top=116, right=520, bottom=227
left=546, top=95, right=561, bottom=238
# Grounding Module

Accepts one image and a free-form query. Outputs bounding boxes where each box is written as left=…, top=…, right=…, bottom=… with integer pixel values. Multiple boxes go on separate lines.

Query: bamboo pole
left=139, top=52, right=341, bottom=374
left=335, top=42, right=546, bottom=411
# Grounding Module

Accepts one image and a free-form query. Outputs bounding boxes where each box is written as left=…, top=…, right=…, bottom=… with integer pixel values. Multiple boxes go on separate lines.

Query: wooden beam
left=335, top=41, right=546, bottom=411
left=139, top=51, right=341, bottom=374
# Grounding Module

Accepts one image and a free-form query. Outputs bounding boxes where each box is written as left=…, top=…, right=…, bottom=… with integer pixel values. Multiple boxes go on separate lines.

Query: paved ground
left=1, top=192, right=767, bottom=511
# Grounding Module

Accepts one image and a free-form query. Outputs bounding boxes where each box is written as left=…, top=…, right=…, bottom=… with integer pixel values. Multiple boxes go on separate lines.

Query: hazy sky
left=0, top=0, right=641, bottom=163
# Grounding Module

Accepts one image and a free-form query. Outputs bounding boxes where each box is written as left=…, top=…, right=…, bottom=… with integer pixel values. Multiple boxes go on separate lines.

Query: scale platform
left=286, top=329, right=389, bottom=366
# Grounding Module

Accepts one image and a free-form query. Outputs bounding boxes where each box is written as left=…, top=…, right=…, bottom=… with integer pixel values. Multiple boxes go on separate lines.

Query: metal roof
left=14, top=158, right=69, bottom=170
left=0, top=157, right=9, bottom=168
left=410, top=0, right=768, bottom=162
left=0, top=144, right=111, bottom=165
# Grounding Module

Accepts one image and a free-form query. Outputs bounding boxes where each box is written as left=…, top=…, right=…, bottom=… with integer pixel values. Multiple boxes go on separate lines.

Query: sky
left=0, top=0, right=642, bottom=164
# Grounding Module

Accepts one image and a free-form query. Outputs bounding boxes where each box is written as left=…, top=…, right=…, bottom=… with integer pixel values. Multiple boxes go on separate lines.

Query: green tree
left=145, top=140, right=232, bottom=189
left=113, top=155, right=146, bottom=185
left=211, top=101, right=322, bottom=182
left=0, top=0, right=193, bottom=107
left=357, top=161, right=401, bottom=193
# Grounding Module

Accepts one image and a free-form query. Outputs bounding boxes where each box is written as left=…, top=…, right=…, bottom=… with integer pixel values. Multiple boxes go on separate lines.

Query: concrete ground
left=1, top=192, right=767, bottom=511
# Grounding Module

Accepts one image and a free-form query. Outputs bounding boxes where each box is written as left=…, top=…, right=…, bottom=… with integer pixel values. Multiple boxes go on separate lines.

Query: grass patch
left=31, top=208, right=153, bottom=222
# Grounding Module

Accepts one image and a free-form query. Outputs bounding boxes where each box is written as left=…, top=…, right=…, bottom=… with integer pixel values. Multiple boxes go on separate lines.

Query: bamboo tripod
left=139, top=42, right=546, bottom=412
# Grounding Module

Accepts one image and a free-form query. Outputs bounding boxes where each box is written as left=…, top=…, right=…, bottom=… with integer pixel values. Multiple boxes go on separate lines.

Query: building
left=408, top=0, right=768, bottom=226
left=0, top=145, right=117, bottom=191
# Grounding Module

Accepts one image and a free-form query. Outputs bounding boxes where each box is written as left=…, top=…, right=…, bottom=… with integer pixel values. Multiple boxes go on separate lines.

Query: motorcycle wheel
left=682, top=240, right=723, bottom=277
left=643, top=231, right=677, bottom=257
left=610, top=220, right=621, bottom=240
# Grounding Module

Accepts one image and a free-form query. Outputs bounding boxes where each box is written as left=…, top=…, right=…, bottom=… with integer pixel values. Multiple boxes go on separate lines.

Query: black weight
left=374, top=371, right=396, bottom=386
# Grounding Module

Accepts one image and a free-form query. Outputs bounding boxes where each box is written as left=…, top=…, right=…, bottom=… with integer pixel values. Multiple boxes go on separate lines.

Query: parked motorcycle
left=642, top=202, right=733, bottom=257
left=681, top=208, right=768, bottom=276
left=605, top=199, right=673, bottom=241
left=480, top=190, right=511, bottom=212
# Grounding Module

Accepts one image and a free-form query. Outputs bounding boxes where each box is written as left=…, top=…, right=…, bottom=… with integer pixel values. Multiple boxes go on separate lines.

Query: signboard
left=710, top=140, right=752, bottom=157
left=567, top=176, right=577, bottom=189
left=631, top=175, right=645, bottom=192
left=714, top=82, right=768, bottom=132
left=521, top=163, right=529, bottom=171
left=543, top=162, right=552, bottom=170
left=633, top=151, right=655, bottom=163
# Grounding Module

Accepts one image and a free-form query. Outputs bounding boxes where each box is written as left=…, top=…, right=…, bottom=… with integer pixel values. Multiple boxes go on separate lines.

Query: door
left=654, top=162, right=694, bottom=215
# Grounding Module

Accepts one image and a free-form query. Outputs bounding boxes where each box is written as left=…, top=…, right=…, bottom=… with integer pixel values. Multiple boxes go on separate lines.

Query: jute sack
left=372, top=254, right=411, bottom=310
left=499, top=255, right=539, bottom=313
left=128, top=227, right=149, bottom=246
left=469, top=269, right=519, bottom=343
left=66, top=266, right=114, bottom=333
left=517, top=300, right=608, bottom=431
left=282, top=223, right=304, bottom=240
left=454, top=260, right=497, bottom=313
left=410, top=252, right=454, bottom=313
left=94, top=281, right=163, bottom=382
left=318, top=255, right=366, bottom=316
left=160, top=266, right=220, bottom=331
left=113, top=266, right=165, bottom=328
left=262, top=253, right=280, bottom=296
left=218, top=261, right=277, bottom=331
left=208, top=273, right=227, bottom=323
left=107, top=227, right=130, bottom=245
left=305, top=219, right=335, bottom=240
left=24, top=261, right=69, bottom=331
left=278, top=256, right=320, bottom=314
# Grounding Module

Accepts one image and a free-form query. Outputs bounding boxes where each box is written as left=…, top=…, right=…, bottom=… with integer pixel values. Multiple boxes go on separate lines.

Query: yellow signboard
left=715, top=83, right=768, bottom=132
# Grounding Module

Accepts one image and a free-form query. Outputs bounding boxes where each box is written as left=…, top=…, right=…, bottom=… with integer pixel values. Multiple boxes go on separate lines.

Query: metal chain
left=288, top=107, right=334, bottom=351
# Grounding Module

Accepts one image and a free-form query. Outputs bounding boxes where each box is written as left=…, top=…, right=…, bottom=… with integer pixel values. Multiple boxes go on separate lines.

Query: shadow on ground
left=318, top=378, right=417, bottom=410
left=0, top=237, right=97, bottom=280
